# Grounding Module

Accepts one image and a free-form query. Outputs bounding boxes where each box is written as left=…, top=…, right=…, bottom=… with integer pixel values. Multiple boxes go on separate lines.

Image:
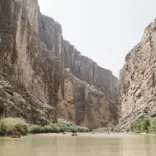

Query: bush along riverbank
left=93, top=117, right=156, bottom=134
left=128, top=117, right=156, bottom=134
left=0, top=118, right=89, bottom=136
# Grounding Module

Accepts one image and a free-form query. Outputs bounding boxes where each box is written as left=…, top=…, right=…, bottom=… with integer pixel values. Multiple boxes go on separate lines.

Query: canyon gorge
left=0, top=0, right=119, bottom=129
left=1, top=0, right=155, bottom=131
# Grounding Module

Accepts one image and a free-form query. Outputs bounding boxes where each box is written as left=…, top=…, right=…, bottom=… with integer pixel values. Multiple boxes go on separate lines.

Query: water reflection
left=0, top=133, right=155, bottom=156
left=121, top=134, right=156, bottom=156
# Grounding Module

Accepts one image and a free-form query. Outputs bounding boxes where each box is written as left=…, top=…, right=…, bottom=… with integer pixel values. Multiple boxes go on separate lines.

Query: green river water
left=0, top=133, right=156, bottom=156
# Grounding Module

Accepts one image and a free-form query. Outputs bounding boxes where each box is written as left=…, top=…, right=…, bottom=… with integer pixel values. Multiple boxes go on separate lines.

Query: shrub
left=29, top=122, right=89, bottom=134
left=77, top=126, right=89, bottom=132
left=30, top=124, right=62, bottom=134
left=141, top=118, right=150, bottom=133
left=15, top=123, right=28, bottom=135
left=54, top=123, right=66, bottom=132
left=29, top=125, right=44, bottom=134
left=0, top=117, right=28, bottom=135
left=149, top=117, right=156, bottom=133
left=68, top=125, right=78, bottom=133
left=130, top=117, right=150, bottom=133
left=0, top=117, right=89, bottom=135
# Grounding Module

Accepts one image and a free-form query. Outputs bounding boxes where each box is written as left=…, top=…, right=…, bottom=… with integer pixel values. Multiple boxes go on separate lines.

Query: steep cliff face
left=119, top=19, right=156, bottom=127
left=57, top=71, right=118, bottom=129
left=0, top=0, right=61, bottom=124
left=63, top=41, right=119, bottom=103
left=0, top=0, right=119, bottom=129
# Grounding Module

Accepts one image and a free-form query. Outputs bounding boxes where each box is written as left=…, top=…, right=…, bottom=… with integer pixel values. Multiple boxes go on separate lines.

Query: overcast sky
left=38, top=0, right=156, bottom=77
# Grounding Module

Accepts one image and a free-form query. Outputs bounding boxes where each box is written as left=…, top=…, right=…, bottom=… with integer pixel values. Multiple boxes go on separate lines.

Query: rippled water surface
left=0, top=133, right=156, bottom=156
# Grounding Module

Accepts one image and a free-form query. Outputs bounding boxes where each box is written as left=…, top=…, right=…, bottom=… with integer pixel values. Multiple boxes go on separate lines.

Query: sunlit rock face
left=119, top=20, right=156, bottom=128
left=0, top=0, right=119, bottom=129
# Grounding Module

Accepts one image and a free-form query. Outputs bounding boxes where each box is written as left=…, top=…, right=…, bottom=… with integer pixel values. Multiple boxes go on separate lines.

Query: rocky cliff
left=0, top=0, right=119, bottom=129
left=119, top=19, right=156, bottom=128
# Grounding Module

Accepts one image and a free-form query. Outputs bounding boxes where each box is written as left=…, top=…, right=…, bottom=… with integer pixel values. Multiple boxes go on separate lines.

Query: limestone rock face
left=0, top=0, right=119, bottom=129
left=63, top=41, right=119, bottom=103
left=119, top=19, right=156, bottom=127
left=57, top=71, right=118, bottom=129
left=0, top=0, right=61, bottom=124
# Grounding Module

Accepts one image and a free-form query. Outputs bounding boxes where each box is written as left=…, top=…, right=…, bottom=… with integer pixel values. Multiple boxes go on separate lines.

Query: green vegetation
left=0, top=118, right=28, bottom=136
left=129, top=117, right=156, bottom=134
left=29, top=123, right=89, bottom=134
left=0, top=117, right=89, bottom=136
left=94, top=117, right=156, bottom=135
left=149, top=117, right=156, bottom=133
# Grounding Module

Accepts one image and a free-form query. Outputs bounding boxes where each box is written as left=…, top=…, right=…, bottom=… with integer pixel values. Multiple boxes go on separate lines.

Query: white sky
left=38, top=0, right=156, bottom=77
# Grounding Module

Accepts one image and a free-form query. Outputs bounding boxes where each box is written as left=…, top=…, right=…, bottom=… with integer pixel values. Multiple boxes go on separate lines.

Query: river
left=0, top=133, right=156, bottom=156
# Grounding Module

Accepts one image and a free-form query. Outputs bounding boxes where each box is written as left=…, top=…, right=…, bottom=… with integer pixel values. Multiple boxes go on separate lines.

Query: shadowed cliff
left=0, top=0, right=119, bottom=129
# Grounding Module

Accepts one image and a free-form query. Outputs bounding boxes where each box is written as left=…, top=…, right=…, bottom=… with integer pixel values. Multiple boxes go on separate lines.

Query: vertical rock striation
left=0, top=0, right=119, bottom=129
left=119, top=19, right=156, bottom=128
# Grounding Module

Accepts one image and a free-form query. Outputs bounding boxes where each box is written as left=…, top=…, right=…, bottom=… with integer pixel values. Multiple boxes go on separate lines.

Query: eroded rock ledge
left=0, top=0, right=119, bottom=129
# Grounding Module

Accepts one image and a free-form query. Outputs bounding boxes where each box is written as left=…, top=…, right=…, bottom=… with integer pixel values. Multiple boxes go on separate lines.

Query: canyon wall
left=119, top=19, right=156, bottom=128
left=0, top=0, right=119, bottom=129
